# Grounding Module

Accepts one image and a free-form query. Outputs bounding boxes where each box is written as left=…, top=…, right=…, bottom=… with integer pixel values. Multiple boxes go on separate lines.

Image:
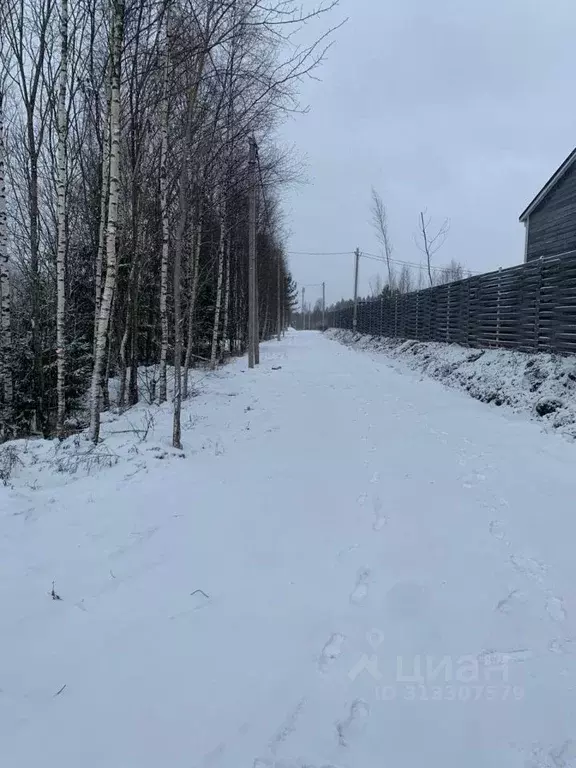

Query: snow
left=2, top=329, right=576, bottom=767
left=327, top=328, right=576, bottom=441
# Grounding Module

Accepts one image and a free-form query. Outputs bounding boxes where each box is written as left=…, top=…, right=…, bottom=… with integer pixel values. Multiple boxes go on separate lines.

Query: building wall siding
left=526, top=161, right=576, bottom=261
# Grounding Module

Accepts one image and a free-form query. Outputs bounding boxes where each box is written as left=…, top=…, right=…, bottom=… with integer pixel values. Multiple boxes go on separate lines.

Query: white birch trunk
left=221, top=237, right=231, bottom=358
left=0, top=90, right=13, bottom=437
left=183, top=211, right=201, bottom=398
left=117, top=295, right=130, bottom=407
left=55, top=0, right=69, bottom=435
left=172, top=37, right=206, bottom=447
left=89, top=0, right=124, bottom=444
left=94, top=67, right=111, bottom=358
left=209, top=196, right=226, bottom=369
left=158, top=11, right=170, bottom=404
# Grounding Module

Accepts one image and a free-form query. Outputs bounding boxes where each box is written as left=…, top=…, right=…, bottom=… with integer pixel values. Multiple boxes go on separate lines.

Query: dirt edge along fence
left=327, top=252, right=576, bottom=354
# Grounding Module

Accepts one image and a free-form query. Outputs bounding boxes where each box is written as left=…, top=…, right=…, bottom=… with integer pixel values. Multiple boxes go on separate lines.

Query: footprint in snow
left=268, top=698, right=307, bottom=754
left=318, top=633, right=346, bottom=672
left=372, top=496, right=387, bottom=531
left=549, top=638, right=576, bottom=655
left=337, top=544, right=359, bottom=561
left=336, top=699, right=370, bottom=747
left=549, top=740, right=576, bottom=768
left=350, top=569, right=370, bottom=605
left=495, top=589, right=524, bottom=615
left=462, top=472, right=486, bottom=489
left=546, top=595, right=567, bottom=623
left=489, top=520, right=507, bottom=541
left=510, top=553, right=548, bottom=582
left=523, top=739, right=576, bottom=768
left=356, top=493, right=368, bottom=507
left=478, top=648, right=533, bottom=666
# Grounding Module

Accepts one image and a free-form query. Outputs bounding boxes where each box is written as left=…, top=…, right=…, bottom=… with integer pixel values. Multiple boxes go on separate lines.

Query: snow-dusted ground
left=328, top=328, right=576, bottom=441
left=2, top=330, right=576, bottom=767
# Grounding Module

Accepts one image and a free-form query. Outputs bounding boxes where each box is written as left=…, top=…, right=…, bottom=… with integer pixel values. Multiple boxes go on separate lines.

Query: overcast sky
left=280, top=0, right=576, bottom=307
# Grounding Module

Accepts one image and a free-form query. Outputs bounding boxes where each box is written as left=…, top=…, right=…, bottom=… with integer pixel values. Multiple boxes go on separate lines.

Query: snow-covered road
left=2, top=330, right=576, bottom=767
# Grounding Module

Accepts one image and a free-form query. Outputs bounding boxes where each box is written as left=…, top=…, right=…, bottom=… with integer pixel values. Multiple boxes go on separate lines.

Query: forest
left=0, top=0, right=337, bottom=446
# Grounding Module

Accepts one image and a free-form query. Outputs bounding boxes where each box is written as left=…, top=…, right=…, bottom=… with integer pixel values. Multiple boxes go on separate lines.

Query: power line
left=288, top=250, right=354, bottom=256
left=361, top=251, right=482, bottom=275
left=362, top=252, right=442, bottom=272
left=287, top=247, right=482, bottom=276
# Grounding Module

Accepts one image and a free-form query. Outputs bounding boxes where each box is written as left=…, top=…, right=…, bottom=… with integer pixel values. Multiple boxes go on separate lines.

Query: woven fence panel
left=329, top=253, right=576, bottom=355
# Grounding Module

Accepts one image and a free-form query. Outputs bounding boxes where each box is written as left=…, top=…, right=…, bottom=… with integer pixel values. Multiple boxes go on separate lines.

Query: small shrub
left=0, top=445, right=23, bottom=486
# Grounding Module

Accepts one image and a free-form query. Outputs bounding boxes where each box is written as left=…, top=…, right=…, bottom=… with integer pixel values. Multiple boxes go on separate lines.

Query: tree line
left=0, top=0, right=338, bottom=445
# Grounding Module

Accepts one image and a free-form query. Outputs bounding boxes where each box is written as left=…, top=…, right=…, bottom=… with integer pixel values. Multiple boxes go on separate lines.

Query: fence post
left=446, top=283, right=451, bottom=343
left=496, top=266, right=502, bottom=347
left=416, top=292, right=420, bottom=340
left=394, top=293, right=398, bottom=337
left=380, top=295, right=384, bottom=336
left=534, top=257, right=542, bottom=351
left=466, top=280, right=471, bottom=346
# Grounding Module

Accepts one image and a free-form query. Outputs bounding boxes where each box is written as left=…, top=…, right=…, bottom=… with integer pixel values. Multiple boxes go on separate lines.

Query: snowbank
left=0, top=364, right=231, bottom=501
left=327, top=328, right=576, bottom=439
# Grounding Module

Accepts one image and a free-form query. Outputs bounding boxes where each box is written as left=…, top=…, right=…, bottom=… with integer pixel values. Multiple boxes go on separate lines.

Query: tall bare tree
left=0, top=88, right=12, bottom=436
left=55, top=0, right=69, bottom=435
left=158, top=4, right=171, bottom=403
left=3, top=0, right=56, bottom=433
left=416, top=209, right=450, bottom=288
left=90, top=0, right=124, bottom=443
left=371, top=187, right=394, bottom=289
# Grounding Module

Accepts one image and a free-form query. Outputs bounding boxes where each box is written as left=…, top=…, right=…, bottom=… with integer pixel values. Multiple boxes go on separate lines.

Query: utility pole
left=248, top=136, right=257, bottom=367
left=254, top=268, right=260, bottom=364
left=322, top=281, right=326, bottom=328
left=277, top=252, right=281, bottom=341
left=352, top=247, right=360, bottom=331
left=254, top=144, right=260, bottom=365
left=301, top=286, right=305, bottom=331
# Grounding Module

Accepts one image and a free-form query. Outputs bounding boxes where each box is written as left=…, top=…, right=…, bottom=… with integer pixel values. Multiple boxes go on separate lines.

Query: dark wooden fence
left=327, top=251, right=576, bottom=354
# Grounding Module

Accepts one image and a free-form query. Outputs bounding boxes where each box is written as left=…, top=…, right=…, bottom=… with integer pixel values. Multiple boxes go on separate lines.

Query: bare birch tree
left=158, top=5, right=170, bottom=404
left=0, top=88, right=12, bottom=437
left=55, top=0, right=68, bottom=435
left=172, top=54, right=207, bottom=449
left=94, top=61, right=111, bottom=389
left=3, top=0, right=56, bottom=433
left=371, top=187, right=394, bottom=289
left=415, top=209, right=450, bottom=287
left=397, top=263, right=413, bottom=294
left=90, top=0, right=124, bottom=443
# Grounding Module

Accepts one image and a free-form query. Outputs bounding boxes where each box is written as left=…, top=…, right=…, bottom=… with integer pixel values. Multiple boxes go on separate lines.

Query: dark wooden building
left=520, top=147, right=576, bottom=262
